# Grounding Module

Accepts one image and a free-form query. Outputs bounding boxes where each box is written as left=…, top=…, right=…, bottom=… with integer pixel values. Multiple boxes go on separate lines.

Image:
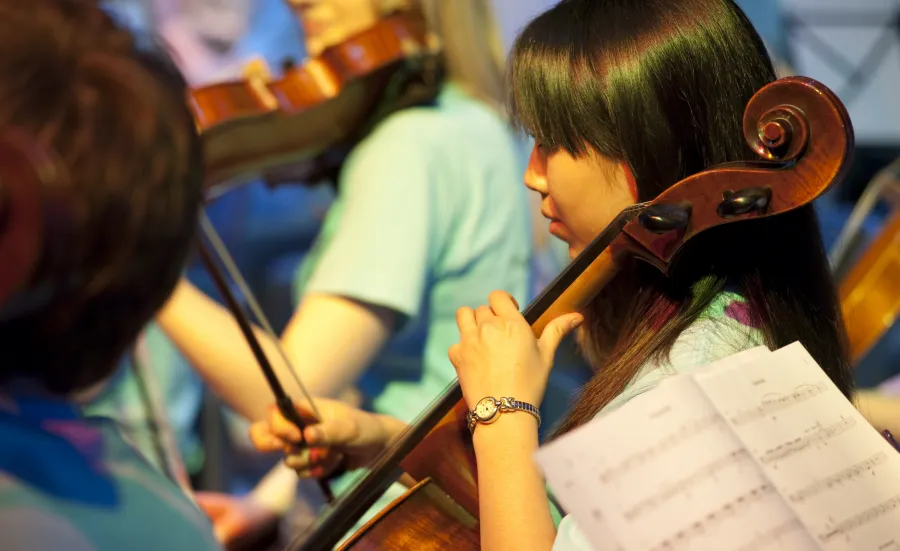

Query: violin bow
left=196, top=212, right=336, bottom=503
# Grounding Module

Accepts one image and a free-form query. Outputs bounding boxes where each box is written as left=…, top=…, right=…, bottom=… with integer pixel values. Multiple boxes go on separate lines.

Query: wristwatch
left=466, top=396, right=541, bottom=434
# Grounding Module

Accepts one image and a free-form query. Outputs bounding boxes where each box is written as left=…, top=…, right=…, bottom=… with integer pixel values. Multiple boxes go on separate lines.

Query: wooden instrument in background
left=839, top=209, right=900, bottom=364
left=188, top=12, right=442, bottom=197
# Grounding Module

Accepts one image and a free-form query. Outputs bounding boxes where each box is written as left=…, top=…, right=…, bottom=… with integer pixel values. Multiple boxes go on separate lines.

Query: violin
left=276, top=76, right=854, bottom=550
left=187, top=11, right=443, bottom=196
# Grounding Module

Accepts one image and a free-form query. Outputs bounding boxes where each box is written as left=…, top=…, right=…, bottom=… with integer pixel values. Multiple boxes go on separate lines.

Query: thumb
left=213, top=511, right=246, bottom=545
left=305, top=417, right=361, bottom=447
left=194, top=492, right=233, bottom=519
left=537, top=313, right=584, bottom=364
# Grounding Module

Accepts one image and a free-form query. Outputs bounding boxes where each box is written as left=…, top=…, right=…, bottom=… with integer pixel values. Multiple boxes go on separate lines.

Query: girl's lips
left=549, top=220, right=568, bottom=240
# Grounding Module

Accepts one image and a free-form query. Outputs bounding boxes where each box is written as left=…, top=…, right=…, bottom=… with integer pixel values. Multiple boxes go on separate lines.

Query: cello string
left=198, top=212, right=323, bottom=421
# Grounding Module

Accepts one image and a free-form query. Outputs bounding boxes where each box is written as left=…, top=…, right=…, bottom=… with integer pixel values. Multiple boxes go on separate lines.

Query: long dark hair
left=509, top=0, right=852, bottom=433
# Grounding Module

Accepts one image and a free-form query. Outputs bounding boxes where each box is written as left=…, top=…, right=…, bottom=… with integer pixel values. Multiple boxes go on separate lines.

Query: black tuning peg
left=717, top=187, right=771, bottom=218
left=638, top=202, right=692, bottom=234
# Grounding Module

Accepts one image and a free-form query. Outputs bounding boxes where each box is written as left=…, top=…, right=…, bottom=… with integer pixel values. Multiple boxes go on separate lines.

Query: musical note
left=788, top=453, right=888, bottom=503
left=695, top=342, right=900, bottom=550
left=536, top=352, right=820, bottom=551
left=734, top=520, right=808, bottom=551
left=537, top=343, right=900, bottom=551
left=729, top=382, right=828, bottom=426
left=649, top=484, right=776, bottom=551
left=598, top=414, right=723, bottom=484
left=818, top=494, right=900, bottom=542
left=759, top=417, right=856, bottom=465
left=623, top=449, right=750, bottom=520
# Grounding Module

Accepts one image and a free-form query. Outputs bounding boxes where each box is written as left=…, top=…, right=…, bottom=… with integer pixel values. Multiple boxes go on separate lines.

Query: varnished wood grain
left=840, top=210, right=900, bottom=364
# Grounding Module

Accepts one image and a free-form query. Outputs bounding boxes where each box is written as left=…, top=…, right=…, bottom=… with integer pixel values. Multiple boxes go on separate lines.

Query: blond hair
left=382, top=0, right=507, bottom=112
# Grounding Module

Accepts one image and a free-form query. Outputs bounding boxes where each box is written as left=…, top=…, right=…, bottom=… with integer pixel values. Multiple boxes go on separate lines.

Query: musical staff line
left=789, top=453, right=887, bottom=503
left=730, top=382, right=828, bottom=426
left=759, top=417, right=856, bottom=465
left=649, top=484, right=776, bottom=551
left=598, top=414, right=723, bottom=483
left=818, top=493, right=900, bottom=543
left=735, top=519, right=806, bottom=551
left=623, top=449, right=750, bottom=521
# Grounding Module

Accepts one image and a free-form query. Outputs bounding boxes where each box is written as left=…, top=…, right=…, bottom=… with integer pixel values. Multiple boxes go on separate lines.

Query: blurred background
left=100, top=0, right=900, bottom=499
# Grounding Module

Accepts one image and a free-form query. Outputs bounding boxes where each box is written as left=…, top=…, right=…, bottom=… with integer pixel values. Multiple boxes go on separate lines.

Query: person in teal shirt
left=291, top=79, right=531, bottom=423
left=153, top=0, right=531, bottom=544
left=0, top=2, right=218, bottom=549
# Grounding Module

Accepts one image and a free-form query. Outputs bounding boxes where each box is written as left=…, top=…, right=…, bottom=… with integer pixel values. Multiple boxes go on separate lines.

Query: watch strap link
left=501, top=397, right=541, bottom=426
left=467, top=396, right=541, bottom=433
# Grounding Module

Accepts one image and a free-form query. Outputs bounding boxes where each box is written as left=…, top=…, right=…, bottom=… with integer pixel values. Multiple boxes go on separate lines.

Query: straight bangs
left=508, top=8, right=616, bottom=158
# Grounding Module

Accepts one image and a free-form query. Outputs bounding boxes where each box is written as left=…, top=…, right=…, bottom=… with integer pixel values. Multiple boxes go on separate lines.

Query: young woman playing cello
left=251, top=0, right=854, bottom=548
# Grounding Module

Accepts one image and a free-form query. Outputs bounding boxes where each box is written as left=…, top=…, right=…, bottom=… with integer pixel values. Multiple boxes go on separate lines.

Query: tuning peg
left=717, top=187, right=771, bottom=218
left=638, top=202, right=692, bottom=234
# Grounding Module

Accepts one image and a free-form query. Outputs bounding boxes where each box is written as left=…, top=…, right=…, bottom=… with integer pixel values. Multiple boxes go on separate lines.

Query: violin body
left=190, top=13, right=443, bottom=195
left=287, top=76, right=854, bottom=551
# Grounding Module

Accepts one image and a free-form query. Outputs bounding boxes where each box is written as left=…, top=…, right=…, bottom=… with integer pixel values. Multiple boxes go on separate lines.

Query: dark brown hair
left=509, top=0, right=852, bottom=433
left=0, top=0, right=203, bottom=395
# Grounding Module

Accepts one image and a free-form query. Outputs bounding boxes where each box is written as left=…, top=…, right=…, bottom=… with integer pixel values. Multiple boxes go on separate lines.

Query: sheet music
left=694, top=342, right=900, bottom=551
left=536, top=346, right=817, bottom=551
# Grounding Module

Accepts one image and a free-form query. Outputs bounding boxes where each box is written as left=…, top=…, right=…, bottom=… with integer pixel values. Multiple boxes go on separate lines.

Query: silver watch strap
left=500, top=397, right=541, bottom=427
left=467, top=396, right=541, bottom=434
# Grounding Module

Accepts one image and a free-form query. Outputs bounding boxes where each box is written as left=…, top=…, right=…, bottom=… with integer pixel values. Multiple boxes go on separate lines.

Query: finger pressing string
left=456, top=306, right=476, bottom=335
left=488, top=290, right=519, bottom=317
left=475, top=304, right=494, bottom=324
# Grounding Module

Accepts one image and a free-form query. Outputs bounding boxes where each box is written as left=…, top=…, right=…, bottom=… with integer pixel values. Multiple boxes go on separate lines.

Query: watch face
left=475, top=397, right=498, bottom=422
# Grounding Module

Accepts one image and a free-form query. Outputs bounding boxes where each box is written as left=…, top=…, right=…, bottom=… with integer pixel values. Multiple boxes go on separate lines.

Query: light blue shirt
left=551, top=292, right=765, bottom=550
left=293, top=82, right=531, bottom=423
left=0, top=392, right=220, bottom=551
left=83, top=326, right=203, bottom=475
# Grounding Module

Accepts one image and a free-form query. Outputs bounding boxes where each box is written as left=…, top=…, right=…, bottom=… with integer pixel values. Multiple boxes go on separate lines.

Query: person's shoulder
left=0, top=479, right=99, bottom=551
left=365, top=84, right=510, bottom=146
left=599, top=292, right=766, bottom=415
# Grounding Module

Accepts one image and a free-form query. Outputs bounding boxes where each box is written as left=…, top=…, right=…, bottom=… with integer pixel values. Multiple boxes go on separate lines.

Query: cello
left=831, top=158, right=900, bottom=365
left=266, top=75, right=855, bottom=549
